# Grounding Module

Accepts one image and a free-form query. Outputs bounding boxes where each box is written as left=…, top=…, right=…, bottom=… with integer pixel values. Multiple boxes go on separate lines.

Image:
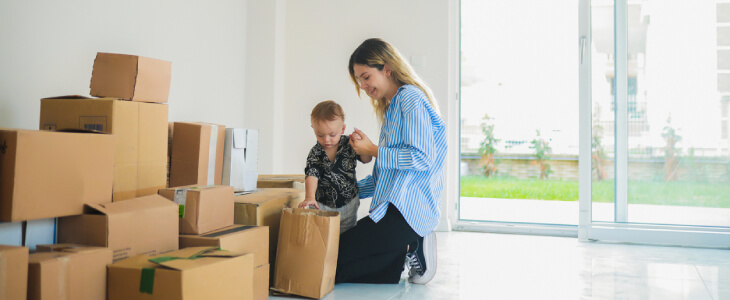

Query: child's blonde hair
left=348, top=38, right=438, bottom=123
left=311, top=100, right=345, bottom=123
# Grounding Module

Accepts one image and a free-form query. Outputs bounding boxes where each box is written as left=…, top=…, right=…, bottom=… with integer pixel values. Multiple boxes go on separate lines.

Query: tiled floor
left=272, top=231, right=730, bottom=299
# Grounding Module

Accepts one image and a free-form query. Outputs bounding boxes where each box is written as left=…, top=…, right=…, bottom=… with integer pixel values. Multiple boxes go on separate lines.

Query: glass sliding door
left=457, top=0, right=730, bottom=245
left=625, top=1, right=730, bottom=227
left=459, top=0, right=580, bottom=227
left=580, top=0, right=730, bottom=247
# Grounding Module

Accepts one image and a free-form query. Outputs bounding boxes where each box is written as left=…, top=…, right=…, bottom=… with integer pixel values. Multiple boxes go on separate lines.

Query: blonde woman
left=337, top=38, right=446, bottom=285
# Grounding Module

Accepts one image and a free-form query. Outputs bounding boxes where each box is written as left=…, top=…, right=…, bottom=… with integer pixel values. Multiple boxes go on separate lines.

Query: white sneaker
left=409, top=232, right=437, bottom=284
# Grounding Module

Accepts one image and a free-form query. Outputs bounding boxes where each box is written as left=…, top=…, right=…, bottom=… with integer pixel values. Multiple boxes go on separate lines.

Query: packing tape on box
left=173, top=188, right=192, bottom=218
left=207, top=125, right=218, bottom=185
left=139, top=268, right=155, bottom=294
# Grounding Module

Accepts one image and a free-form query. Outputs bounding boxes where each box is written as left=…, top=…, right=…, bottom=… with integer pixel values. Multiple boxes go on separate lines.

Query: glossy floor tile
left=271, top=231, right=730, bottom=299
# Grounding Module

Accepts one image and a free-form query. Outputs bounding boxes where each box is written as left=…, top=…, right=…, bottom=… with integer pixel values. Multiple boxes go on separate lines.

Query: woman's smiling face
left=353, top=64, right=398, bottom=101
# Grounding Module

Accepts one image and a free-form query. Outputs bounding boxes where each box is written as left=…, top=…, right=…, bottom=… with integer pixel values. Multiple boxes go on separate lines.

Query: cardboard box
left=158, top=185, right=234, bottom=234
left=233, top=188, right=304, bottom=266
left=57, top=195, right=178, bottom=262
left=90, top=52, right=171, bottom=103
left=0, top=129, right=115, bottom=222
left=273, top=208, right=340, bottom=299
left=28, top=245, right=112, bottom=300
left=0, top=245, right=28, bottom=300
left=179, top=225, right=268, bottom=267
left=107, top=247, right=253, bottom=300
left=222, top=128, right=259, bottom=192
left=40, top=96, right=169, bottom=202
left=169, top=122, right=225, bottom=188
left=179, top=225, right=269, bottom=300
left=257, top=174, right=305, bottom=190
left=255, top=264, right=270, bottom=300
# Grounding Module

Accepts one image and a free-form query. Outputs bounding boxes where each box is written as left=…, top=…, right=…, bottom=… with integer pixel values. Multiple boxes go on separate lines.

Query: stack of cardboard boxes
left=0, top=51, right=341, bottom=300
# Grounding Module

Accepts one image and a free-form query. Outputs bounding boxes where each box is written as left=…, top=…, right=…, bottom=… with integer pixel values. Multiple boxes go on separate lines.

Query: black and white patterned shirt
left=304, top=135, right=361, bottom=208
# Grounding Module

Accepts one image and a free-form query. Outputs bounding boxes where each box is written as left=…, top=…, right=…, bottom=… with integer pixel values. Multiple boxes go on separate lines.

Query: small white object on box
left=222, top=128, right=258, bottom=192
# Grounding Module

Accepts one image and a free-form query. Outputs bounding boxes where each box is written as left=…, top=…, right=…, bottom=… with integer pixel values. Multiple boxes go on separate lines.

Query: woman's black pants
left=335, top=203, right=421, bottom=284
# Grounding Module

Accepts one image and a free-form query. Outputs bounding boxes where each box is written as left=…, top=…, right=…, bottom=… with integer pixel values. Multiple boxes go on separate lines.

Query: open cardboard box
left=57, top=195, right=178, bottom=262
left=272, top=208, right=340, bottom=299
left=108, top=247, right=253, bottom=300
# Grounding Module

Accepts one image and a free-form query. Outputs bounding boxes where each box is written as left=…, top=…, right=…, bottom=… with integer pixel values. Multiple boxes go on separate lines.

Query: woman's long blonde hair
left=348, top=38, right=439, bottom=123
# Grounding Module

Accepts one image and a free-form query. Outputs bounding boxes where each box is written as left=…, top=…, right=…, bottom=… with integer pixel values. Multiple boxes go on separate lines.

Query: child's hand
left=349, top=128, right=376, bottom=157
left=298, top=198, right=320, bottom=209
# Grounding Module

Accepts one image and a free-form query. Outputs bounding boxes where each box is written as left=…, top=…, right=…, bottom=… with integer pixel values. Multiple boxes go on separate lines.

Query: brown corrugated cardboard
left=107, top=247, right=253, bottom=300
left=255, top=264, right=270, bottom=300
left=56, top=195, right=178, bottom=262
left=169, top=122, right=225, bottom=188
left=40, top=96, right=168, bottom=202
left=257, top=174, right=306, bottom=190
left=158, top=185, right=234, bottom=234
left=233, top=188, right=304, bottom=267
left=0, top=245, right=28, bottom=300
left=90, top=52, right=171, bottom=103
left=28, top=245, right=112, bottom=300
left=178, top=225, right=268, bottom=267
left=179, top=225, right=269, bottom=299
left=273, top=208, right=340, bottom=299
left=0, top=129, right=115, bottom=222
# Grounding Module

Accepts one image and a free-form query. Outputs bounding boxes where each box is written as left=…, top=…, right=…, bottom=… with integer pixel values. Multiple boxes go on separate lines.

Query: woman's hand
left=349, top=128, right=378, bottom=157
left=298, top=198, right=320, bottom=209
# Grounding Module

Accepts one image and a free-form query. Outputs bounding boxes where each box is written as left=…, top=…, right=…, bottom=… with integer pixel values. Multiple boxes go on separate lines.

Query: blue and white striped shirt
left=358, top=84, right=447, bottom=237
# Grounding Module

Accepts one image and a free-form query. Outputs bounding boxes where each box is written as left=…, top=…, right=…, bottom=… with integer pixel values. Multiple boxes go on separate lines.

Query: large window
left=459, top=0, right=730, bottom=247
left=459, top=0, right=580, bottom=227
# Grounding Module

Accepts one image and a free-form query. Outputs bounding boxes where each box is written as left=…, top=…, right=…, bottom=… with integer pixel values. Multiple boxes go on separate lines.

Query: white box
left=223, top=128, right=258, bottom=191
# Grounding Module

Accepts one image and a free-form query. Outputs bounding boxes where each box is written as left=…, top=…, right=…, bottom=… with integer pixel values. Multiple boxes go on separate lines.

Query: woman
left=336, top=38, right=447, bottom=284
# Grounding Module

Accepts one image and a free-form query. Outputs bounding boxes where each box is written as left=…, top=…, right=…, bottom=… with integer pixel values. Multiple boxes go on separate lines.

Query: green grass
left=460, top=176, right=730, bottom=208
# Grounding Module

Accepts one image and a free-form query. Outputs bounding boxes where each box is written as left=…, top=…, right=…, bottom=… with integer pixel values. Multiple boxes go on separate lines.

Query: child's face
left=312, top=118, right=346, bottom=151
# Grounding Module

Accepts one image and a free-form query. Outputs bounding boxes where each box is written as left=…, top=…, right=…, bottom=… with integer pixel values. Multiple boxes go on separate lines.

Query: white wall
left=1, top=0, right=457, bottom=229
left=0, top=0, right=248, bottom=129
left=245, top=0, right=457, bottom=228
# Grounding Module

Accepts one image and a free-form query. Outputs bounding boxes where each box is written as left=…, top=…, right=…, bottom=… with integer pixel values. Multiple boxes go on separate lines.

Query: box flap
left=98, top=194, right=174, bottom=215
left=35, top=244, right=90, bottom=253
left=84, top=203, right=109, bottom=215
left=233, top=188, right=299, bottom=205
left=41, top=95, right=91, bottom=100
left=148, top=247, right=242, bottom=271
left=232, top=129, right=247, bottom=149
left=200, top=225, right=257, bottom=238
